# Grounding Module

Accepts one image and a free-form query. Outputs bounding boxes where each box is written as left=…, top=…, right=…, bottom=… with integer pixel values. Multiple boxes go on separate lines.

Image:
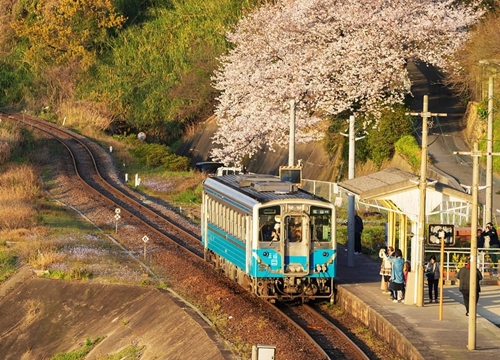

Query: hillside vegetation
left=0, top=1, right=499, bottom=174
left=0, top=0, right=263, bottom=142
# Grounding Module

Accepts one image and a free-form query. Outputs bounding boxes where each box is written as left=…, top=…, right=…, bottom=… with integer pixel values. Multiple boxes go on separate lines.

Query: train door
left=283, top=214, right=309, bottom=275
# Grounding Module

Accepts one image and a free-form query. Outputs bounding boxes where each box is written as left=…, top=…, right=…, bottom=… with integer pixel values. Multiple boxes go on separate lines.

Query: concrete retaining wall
left=336, top=285, right=434, bottom=360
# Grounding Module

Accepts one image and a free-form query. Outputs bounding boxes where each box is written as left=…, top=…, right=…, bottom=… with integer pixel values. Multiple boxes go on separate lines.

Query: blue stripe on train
left=252, top=249, right=283, bottom=277
left=205, top=223, right=336, bottom=279
left=309, top=250, right=336, bottom=277
left=206, top=224, right=246, bottom=270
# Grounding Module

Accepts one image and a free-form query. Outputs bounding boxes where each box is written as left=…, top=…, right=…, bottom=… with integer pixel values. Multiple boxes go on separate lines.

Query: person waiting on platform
left=387, top=248, right=404, bottom=303
left=484, top=222, right=500, bottom=269
left=425, top=255, right=440, bottom=303
left=379, top=246, right=393, bottom=295
left=403, top=261, right=411, bottom=300
left=457, top=257, right=483, bottom=316
left=477, top=228, right=485, bottom=251
left=354, top=211, right=364, bottom=254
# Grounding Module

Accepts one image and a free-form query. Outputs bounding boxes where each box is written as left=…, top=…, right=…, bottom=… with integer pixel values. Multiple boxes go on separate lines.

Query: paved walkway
left=337, top=246, right=500, bottom=359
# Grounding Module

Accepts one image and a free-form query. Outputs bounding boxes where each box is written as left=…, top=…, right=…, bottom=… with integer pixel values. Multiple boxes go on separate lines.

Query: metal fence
left=425, top=248, right=500, bottom=280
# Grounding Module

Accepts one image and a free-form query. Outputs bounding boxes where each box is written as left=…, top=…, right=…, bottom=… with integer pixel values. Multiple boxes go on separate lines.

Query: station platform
left=336, top=246, right=500, bottom=359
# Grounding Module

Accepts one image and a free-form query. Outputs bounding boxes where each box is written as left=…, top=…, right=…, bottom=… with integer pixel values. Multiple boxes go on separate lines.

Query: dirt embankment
left=0, top=267, right=230, bottom=360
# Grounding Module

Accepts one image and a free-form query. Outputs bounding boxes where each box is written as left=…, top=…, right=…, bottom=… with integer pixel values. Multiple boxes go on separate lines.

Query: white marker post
left=142, top=236, right=149, bottom=260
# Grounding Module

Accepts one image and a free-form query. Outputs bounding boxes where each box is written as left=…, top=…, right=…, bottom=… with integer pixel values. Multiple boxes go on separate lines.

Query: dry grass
left=0, top=165, right=40, bottom=230
left=58, top=101, right=114, bottom=133
left=23, top=299, right=42, bottom=324
left=0, top=141, right=11, bottom=164
left=0, top=125, right=23, bottom=164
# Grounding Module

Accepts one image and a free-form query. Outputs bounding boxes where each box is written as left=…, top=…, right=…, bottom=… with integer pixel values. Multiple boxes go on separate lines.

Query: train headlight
left=316, top=264, right=321, bottom=272
left=263, top=252, right=269, bottom=257
left=322, top=252, right=329, bottom=257
left=322, top=265, right=327, bottom=272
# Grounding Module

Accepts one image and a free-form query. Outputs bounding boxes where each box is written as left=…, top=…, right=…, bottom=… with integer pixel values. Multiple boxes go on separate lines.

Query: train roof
left=204, top=174, right=331, bottom=204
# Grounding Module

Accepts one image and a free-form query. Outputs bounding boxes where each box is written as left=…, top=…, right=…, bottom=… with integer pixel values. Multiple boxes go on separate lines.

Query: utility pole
left=340, top=116, right=364, bottom=267
left=479, top=59, right=500, bottom=225
left=407, top=95, right=447, bottom=307
left=289, top=100, right=296, bottom=166
left=454, top=143, right=500, bottom=349
left=486, top=76, right=494, bottom=225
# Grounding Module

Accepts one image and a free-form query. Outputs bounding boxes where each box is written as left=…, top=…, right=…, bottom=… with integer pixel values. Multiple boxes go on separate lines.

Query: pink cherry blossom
left=211, top=0, right=484, bottom=165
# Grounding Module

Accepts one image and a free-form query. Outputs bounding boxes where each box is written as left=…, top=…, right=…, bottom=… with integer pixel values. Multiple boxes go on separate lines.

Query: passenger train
left=201, top=173, right=336, bottom=302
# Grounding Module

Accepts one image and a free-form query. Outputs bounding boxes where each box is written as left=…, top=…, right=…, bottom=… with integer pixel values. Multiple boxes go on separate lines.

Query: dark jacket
left=354, top=215, right=363, bottom=234
left=484, top=226, right=500, bottom=247
left=457, top=265, right=482, bottom=293
left=477, top=232, right=485, bottom=249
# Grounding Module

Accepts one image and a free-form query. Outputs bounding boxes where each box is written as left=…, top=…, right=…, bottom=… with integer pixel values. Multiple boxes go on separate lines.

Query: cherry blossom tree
left=210, top=0, right=484, bottom=165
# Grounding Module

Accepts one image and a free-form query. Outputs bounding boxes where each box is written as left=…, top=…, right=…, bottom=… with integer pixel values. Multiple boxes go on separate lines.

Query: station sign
left=428, top=224, right=455, bottom=246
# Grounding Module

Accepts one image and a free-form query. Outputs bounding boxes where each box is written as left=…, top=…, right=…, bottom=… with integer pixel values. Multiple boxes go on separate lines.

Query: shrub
left=131, top=142, right=190, bottom=171
left=163, top=153, right=190, bottom=171
left=0, top=248, right=17, bottom=283
left=394, top=135, right=422, bottom=171
left=364, top=105, right=414, bottom=168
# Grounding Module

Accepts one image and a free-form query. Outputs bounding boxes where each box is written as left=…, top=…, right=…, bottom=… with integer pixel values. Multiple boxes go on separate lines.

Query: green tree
left=83, top=0, right=261, bottom=142
left=364, top=105, right=414, bottom=168
left=11, top=0, right=126, bottom=71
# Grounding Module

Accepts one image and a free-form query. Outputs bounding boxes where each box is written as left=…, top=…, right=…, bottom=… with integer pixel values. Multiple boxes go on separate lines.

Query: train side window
left=206, top=197, right=209, bottom=222
left=242, top=216, right=247, bottom=241
left=229, top=210, right=234, bottom=236
left=236, top=213, right=240, bottom=238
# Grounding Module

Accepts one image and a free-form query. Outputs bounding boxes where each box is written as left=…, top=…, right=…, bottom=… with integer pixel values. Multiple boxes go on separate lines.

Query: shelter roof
left=337, top=168, right=472, bottom=219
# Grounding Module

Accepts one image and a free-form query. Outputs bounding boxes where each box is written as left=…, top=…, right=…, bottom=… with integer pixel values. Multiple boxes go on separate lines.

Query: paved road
left=408, top=61, right=500, bottom=225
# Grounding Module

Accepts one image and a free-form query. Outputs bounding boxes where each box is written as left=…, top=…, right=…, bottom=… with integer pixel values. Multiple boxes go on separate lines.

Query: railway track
left=276, top=303, right=371, bottom=360
left=0, top=110, right=203, bottom=258
left=0, top=110, right=376, bottom=359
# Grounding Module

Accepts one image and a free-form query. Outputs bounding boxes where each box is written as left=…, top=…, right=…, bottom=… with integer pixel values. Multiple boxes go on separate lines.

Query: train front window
left=311, top=207, right=332, bottom=242
left=258, top=206, right=280, bottom=242
left=284, top=216, right=303, bottom=242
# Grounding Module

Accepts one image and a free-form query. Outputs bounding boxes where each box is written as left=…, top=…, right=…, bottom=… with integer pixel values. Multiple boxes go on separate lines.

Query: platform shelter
left=338, top=168, right=472, bottom=256
left=337, top=168, right=474, bottom=304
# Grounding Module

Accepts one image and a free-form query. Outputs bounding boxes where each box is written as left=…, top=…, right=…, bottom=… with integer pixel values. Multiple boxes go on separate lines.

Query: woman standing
left=379, top=246, right=393, bottom=295
left=387, top=249, right=405, bottom=303
left=425, top=255, right=440, bottom=303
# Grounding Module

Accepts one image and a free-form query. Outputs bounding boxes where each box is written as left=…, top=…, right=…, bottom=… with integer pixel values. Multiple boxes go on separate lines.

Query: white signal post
left=114, top=213, right=121, bottom=234
left=142, top=236, right=149, bottom=260
left=114, top=208, right=121, bottom=234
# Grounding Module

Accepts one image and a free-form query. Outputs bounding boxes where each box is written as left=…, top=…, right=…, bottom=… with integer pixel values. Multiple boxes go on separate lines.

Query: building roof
left=337, top=168, right=472, bottom=222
